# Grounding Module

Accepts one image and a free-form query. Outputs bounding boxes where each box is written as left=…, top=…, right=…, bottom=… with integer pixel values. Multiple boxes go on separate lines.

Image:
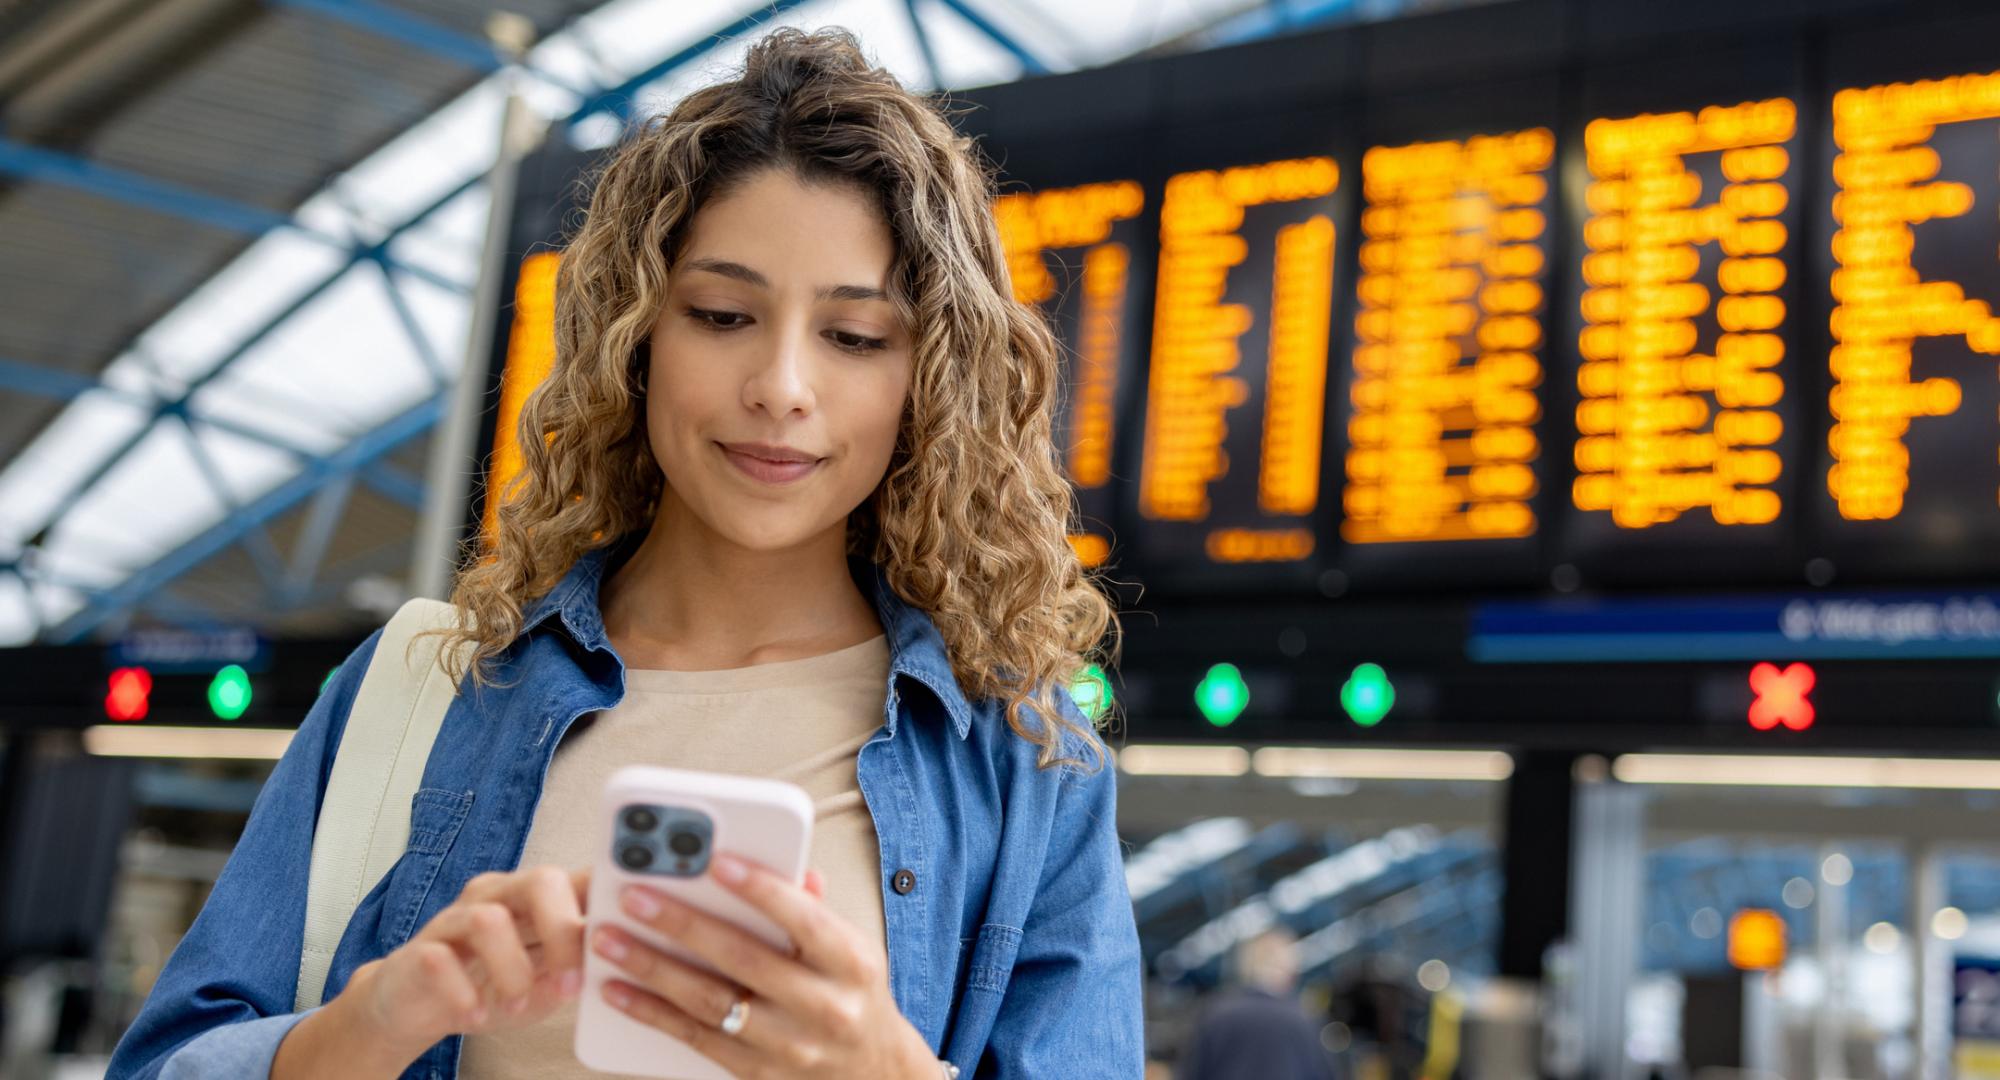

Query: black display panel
left=438, top=0, right=2000, bottom=608
left=1551, top=46, right=1809, bottom=586
left=992, top=131, right=1158, bottom=571
left=1335, top=73, right=1563, bottom=591
left=1812, top=9, right=2000, bottom=583
left=955, top=0, right=2000, bottom=599
left=1122, top=108, right=1352, bottom=593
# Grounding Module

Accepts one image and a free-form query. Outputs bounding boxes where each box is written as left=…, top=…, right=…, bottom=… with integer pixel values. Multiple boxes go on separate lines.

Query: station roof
left=0, top=0, right=1403, bottom=644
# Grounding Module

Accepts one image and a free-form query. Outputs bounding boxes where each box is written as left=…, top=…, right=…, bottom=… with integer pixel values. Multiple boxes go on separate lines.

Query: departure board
left=995, top=181, right=1149, bottom=568
left=1132, top=155, right=1341, bottom=573
left=1341, top=128, right=1553, bottom=546
left=483, top=251, right=561, bottom=547
left=467, top=1, right=2000, bottom=601
left=465, top=135, right=602, bottom=556
left=1818, top=68, right=2000, bottom=570
left=1569, top=98, right=1799, bottom=531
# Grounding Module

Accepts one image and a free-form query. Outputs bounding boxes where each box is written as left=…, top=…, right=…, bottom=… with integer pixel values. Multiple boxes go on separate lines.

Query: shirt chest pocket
left=946, top=922, right=1023, bottom=1039
left=375, top=787, right=475, bottom=946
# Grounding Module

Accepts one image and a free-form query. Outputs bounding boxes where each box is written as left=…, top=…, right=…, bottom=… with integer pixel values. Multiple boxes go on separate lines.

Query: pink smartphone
left=575, top=764, right=814, bottom=1078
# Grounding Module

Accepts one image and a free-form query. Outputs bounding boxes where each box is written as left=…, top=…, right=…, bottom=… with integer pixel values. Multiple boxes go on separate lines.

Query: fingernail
left=595, top=928, right=630, bottom=961
left=507, top=996, right=529, bottom=1015
left=560, top=969, right=582, bottom=995
left=469, top=1005, right=490, bottom=1026
left=621, top=886, right=661, bottom=919
left=712, top=854, right=747, bottom=884
left=605, top=982, right=632, bottom=1008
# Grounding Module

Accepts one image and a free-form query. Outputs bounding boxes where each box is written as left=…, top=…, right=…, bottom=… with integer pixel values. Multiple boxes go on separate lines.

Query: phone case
left=575, top=764, right=815, bottom=1078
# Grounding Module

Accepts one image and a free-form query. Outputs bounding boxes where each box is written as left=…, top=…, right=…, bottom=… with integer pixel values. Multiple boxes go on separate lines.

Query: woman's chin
left=714, top=515, right=839, bottom=554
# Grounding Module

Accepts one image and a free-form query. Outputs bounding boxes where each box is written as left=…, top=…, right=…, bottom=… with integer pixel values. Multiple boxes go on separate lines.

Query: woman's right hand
left=341, top=865, right=591, bottom=1057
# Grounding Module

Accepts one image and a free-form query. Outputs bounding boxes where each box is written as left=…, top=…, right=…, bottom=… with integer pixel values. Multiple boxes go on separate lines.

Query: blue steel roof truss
left=16, top=1, right=1080, bottom=642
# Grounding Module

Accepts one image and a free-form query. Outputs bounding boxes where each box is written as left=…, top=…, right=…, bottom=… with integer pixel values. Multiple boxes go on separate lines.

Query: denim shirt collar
left=517, top=537, right=975, bottom=740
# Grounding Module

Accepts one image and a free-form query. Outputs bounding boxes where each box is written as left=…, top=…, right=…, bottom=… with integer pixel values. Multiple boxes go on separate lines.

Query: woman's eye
left=686, top=307, right=749, bottom=330
left=828, top=330, right=889, bottom=354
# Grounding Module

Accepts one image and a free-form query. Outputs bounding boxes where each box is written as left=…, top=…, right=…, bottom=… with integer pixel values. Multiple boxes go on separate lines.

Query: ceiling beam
left=49, top=393, right=444, bottom=642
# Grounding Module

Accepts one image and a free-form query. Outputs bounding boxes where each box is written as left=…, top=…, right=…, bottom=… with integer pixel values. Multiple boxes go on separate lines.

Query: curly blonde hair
left=431, top=27, right=1120, bottom=768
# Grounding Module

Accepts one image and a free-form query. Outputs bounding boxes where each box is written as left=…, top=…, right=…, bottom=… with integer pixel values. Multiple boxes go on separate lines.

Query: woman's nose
left=742, top=324, right=816, bottom=417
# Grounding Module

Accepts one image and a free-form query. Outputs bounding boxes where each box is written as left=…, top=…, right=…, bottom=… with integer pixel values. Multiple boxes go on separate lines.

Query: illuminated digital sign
left=1573, top=98, right=1797, bottom=532
left=472, top=8, right=2000, bottom=599
left=1343, top=128, right=1552, bottom=545
left=995, top=181, right=1148, bottom=567
left=482, top=250, right=561, bottom=549
left=1136, top=155, right=1340, bottom=569
left=1822, top=69, right=2000, bottom=567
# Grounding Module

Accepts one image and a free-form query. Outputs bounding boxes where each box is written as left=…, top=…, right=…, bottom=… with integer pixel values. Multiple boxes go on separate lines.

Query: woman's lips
left=719, top=444, right=822, bottom=484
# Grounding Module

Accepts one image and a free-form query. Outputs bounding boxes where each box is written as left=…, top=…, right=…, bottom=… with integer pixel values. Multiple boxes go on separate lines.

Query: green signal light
left=1069, top=664, right=1113, bottom=720
left=1195, top=663, right=1250, bottom=727
left=1340, top=663, right=1395, bottom=727
left=208, top=664, right=253, bottom=721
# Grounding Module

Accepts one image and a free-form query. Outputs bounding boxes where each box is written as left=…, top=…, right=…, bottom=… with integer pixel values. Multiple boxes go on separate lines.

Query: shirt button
left=891, top=868, right=917, bottom=894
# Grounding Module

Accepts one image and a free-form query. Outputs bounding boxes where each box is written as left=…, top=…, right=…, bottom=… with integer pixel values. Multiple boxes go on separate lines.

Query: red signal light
left=106, top=666, right=152, bottom=722
left=1749, top=662, right=1815, bottom=731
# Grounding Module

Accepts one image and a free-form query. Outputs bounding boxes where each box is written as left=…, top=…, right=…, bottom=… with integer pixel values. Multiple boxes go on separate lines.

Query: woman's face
left=644, top=167, right=913, bottom=553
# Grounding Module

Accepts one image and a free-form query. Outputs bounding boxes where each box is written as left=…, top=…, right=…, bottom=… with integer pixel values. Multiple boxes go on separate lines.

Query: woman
left=108, top=26, right=1141, bottom=1080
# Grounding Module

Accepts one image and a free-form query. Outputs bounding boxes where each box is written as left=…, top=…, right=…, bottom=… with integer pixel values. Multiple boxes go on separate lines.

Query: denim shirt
left=107, top=543, right=1143, bottom=1078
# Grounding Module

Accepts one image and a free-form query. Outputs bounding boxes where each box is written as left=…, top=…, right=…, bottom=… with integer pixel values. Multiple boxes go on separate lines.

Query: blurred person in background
left=105, top=26, right=1140, bottom=1080
left=1177, top=927, right=1340, bottom=1080
left=1327, top=966, right=1426, bottom=1080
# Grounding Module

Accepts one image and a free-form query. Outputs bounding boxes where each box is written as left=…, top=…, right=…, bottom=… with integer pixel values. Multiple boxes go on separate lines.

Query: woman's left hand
left=593, top=852, right=939, bottom=1079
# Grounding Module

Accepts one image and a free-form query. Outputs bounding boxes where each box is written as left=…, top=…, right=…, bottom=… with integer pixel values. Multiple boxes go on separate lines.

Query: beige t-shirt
left=458, top=634, right=891, bottom=1079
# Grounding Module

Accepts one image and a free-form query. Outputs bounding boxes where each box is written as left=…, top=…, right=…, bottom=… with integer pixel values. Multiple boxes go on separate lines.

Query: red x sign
left=1749, top=662, right=1815, bottom=731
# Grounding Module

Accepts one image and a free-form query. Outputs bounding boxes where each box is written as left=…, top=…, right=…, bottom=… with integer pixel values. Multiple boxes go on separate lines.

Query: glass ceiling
left=0, top=0, right=1348, bottom=644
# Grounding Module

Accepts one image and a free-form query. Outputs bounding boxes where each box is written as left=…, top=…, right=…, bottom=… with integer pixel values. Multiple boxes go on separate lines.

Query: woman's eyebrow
left=821, top=282, right=890, bottom=303
left=681, top=256, right=888, bottom=303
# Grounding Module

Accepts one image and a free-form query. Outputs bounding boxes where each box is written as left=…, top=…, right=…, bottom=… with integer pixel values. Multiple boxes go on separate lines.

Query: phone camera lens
left=667, top=831, right=703, bottom=857
left=619, top=845, right=654, bottom=870
left=623, top=807, right=659, bottom=833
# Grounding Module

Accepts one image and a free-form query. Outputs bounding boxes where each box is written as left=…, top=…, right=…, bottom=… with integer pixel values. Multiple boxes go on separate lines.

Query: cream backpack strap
left=294, top=597, right=474, bottom=1012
